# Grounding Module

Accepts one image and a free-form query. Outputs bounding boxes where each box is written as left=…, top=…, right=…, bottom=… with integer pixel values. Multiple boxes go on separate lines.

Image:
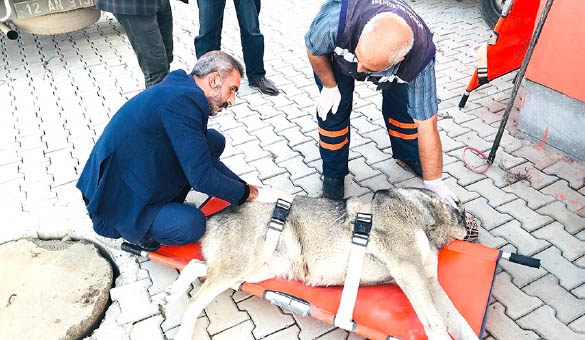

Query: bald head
left=355, top=13, right=414, bottom=73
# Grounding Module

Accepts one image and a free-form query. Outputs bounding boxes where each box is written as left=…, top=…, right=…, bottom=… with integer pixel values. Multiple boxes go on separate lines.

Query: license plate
left=13, top=0, right=95, bottom=19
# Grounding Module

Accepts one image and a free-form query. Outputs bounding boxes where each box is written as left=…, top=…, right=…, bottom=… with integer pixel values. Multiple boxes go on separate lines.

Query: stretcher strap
left=335, top=209, right=372, bottom=331
left=262, top=199, right=292, bottom=260
left=477, top=43, right=489, bottom=85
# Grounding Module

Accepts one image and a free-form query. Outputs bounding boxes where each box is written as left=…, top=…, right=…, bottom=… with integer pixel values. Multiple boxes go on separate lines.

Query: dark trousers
left=115, top=0, right=174, bottom=88
left=141, top=129, right=229, bottom=245
left=195, top=0, right=265, bottom=82
left=314, top=67, right=420, bottom=179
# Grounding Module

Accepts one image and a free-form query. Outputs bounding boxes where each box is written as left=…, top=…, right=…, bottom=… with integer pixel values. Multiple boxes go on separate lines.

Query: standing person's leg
left=233, top=0, right=278, bottom=95
left=115, top=13, right=170, bottom=87
left=314, top=67, right=355, bottom=199
left=194, top=0, right=227, bottom=58
left=157, top=0, right=174, bottom=67
left=232, top=0, right=264, bottom=82
left=382, top=83, right=422, bottom=177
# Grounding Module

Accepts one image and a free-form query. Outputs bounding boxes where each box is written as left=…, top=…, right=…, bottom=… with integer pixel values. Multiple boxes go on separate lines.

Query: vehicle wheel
left=12, top=8, right=100, bottom=35
left=480, top=0, right=505, bottom=28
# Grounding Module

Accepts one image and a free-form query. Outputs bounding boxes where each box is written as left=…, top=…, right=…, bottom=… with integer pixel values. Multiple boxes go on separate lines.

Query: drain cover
left=0, top=239, right=113, bottom=340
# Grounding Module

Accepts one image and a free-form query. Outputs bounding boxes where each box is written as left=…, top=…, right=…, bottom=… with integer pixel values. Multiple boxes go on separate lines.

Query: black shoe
left=396, top=159, right=423, bottom=178
left=323, top=177, right=344, bottom=200
left=249, top=76, right=279, bottom=96
left=135, top=236, right=161, bottom=252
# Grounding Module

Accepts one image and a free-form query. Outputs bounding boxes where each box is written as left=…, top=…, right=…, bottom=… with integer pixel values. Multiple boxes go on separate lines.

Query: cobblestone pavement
left=1, top=0, right=584, bottom=339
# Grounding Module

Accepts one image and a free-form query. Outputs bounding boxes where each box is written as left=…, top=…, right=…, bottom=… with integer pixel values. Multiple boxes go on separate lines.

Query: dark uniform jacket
left=76, top=70, right=246, bottom=242
left=333, top=0, right=435, bottom=87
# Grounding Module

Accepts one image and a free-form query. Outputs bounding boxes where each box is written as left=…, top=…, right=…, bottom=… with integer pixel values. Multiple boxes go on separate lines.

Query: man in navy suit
left=77, top=51, right=258, bottom=249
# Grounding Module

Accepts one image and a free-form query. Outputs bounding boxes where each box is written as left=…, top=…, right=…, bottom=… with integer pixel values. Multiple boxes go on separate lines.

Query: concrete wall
left=518, top=80, right=585, bottom=162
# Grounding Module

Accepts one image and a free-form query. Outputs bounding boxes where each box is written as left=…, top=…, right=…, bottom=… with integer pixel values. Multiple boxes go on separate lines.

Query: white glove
left=317, top=85, right=341, bottom=121
left=424, top=178, right=459, bottom=209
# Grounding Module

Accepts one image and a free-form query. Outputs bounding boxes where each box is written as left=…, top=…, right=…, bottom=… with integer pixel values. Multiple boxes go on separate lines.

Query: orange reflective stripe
left=388, top=129, right=418, bottom=140
left=319, top=137, right=349, bottom=150
left=387, top=117, right=417, bottom=129
left=319, top=126, right=349, bottom=138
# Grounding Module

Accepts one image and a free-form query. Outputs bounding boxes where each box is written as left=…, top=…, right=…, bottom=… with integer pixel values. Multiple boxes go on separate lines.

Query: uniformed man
left=306, top=0, right=458, bottom=207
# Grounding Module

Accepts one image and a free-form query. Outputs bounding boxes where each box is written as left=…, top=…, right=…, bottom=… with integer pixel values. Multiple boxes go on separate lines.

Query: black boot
left=135, top=236, right=161, bottom=251
left=323, top=177, right=344, bottom=200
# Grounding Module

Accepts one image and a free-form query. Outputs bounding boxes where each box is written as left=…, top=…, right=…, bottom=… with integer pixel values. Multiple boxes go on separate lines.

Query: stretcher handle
left=121, top=242, right=147, bottom=256
left=504, top=252, right=540, bottom=268
left=458, top=91, right=469, bottom=108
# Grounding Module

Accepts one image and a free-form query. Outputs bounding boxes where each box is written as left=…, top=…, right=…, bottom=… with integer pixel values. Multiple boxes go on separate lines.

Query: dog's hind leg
left=157, top=259, right=208, bottom=305
left=174, top=273, right=238, bottom=340
left=423, top=249, right=479, bottom=340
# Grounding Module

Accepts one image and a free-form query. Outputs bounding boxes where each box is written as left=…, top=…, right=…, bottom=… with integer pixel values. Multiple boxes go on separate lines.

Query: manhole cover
left=0, top=239, right=113, bottom=340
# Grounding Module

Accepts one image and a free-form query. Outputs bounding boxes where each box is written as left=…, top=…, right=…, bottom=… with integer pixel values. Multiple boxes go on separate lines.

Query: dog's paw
left=152, top=283, right=187, bottom=305
left=161, top=285, right=186, bottom=305
left=152, top=290, right=171, bottom=306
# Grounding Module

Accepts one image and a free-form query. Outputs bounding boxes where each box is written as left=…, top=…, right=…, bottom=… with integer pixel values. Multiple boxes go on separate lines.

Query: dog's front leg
left=423, top=251, right=479, bottom=340
left=381, top=231, right=450, bottom=340
left=390, top=261, right=452, bottom=340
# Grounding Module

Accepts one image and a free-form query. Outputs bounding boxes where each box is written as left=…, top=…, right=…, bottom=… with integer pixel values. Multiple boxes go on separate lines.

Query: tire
left=12, top=7, right=101, bottom=35
left=480, top=0, right=505, bottom=29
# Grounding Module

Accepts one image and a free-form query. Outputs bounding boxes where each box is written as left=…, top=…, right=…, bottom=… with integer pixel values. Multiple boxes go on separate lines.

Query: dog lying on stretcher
left=160, top=187, right=479, bottom=340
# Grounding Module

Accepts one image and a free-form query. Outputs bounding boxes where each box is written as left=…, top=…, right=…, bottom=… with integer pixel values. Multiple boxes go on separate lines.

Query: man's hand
left=423, top=178, right=458, bottom=209
left=246, top=184, right=259, bottom=201
left=317, top=86, right=341, bottom=121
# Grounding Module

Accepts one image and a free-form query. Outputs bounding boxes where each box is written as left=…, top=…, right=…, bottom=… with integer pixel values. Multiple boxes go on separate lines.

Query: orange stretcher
left=121, top=197, right=540, bottom=340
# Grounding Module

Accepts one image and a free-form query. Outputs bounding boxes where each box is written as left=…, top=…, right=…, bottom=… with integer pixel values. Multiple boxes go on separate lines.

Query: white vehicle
left=0, top=0, right=100, bottom=39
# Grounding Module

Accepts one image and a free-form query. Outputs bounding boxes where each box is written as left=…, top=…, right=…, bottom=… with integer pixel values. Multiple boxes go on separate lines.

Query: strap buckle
left=352, top=213, right=372, bottom=246
left=269, top=199, right=292, bottom=232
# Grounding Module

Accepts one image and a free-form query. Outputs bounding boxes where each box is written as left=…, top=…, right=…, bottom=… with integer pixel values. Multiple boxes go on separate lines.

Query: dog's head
left=425, top=190, right=468, bottom=247
left=372, top=188, right=467, bottom=248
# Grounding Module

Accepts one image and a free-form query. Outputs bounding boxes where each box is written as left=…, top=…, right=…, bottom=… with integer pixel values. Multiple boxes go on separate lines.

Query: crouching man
left=77, top=51, right=258, bottom=250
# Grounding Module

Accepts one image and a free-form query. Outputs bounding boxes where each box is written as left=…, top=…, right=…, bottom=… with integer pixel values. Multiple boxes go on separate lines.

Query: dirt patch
left=78, top=287, right=101, bottom=307
left=502, top=165, right=532, bottom=185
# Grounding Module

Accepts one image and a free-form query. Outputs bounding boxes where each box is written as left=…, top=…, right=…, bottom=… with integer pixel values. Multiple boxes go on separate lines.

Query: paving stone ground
left=1, top=0, right=584, bottom=339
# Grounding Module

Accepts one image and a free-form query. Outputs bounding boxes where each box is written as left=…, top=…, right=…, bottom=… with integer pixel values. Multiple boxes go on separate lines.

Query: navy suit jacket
left=77, top=70, right=246, bottom=242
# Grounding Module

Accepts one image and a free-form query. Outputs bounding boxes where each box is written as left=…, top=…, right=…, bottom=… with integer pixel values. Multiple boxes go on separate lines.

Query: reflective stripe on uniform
left=319, top=126, right=349, bottom=137
left=320, top=138, right=349, bottom=150
left=387, top=117, right=417, bottom=129
left=388, top=129, right=418, bottom=140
